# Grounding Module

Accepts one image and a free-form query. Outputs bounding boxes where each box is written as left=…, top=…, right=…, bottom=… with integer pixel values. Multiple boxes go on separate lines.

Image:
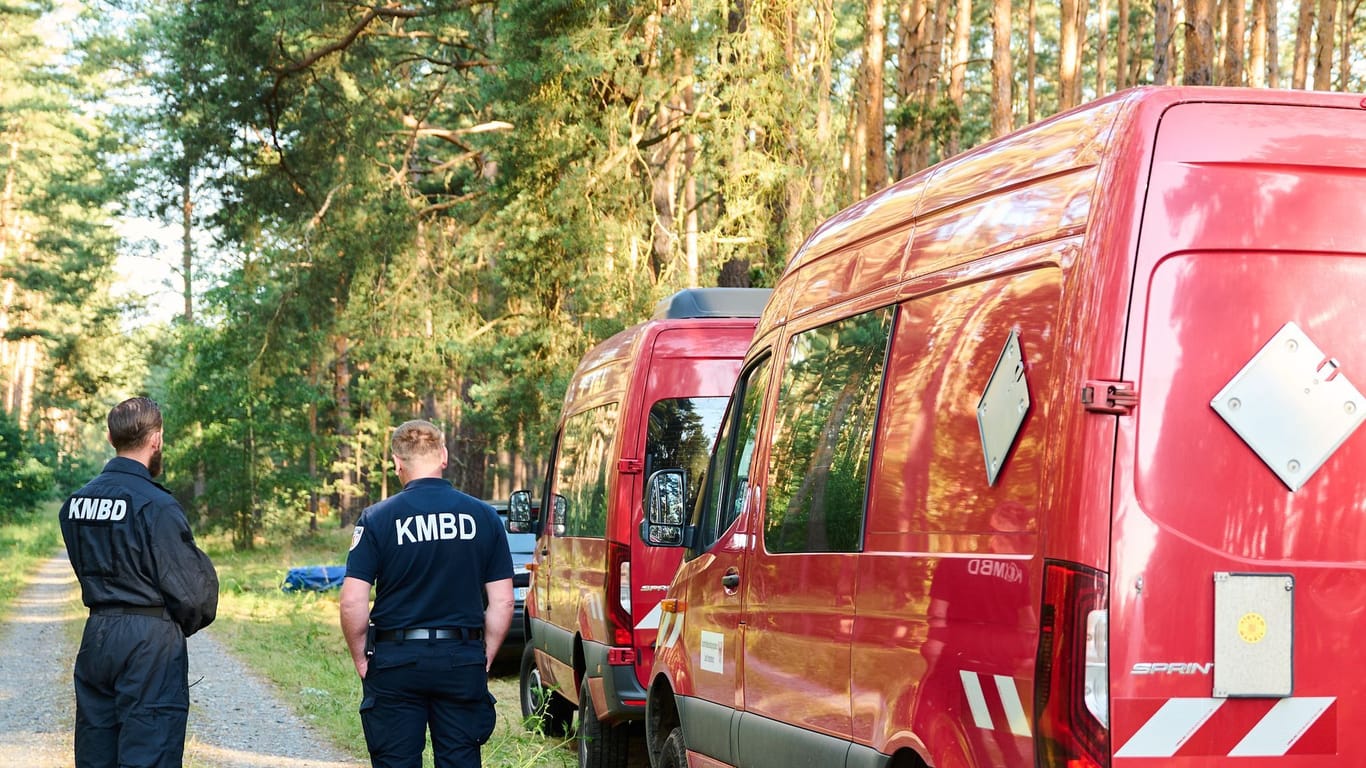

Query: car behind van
left=509, top=287, right=770, bottom=768
left=642, top=87, right=1366, bottom=768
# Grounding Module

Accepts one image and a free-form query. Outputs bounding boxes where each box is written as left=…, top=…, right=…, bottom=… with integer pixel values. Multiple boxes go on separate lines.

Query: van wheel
left=578, top=676, right=631, bottom=768
left=519, top=643, right=571, bottom=737
left=658, top=727, right=689, bottom=768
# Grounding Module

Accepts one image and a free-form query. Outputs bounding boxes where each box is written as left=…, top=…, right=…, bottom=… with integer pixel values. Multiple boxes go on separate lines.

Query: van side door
left=658, top=352, right=773, bottom=758
left=736, top=306, right=896, bottom=767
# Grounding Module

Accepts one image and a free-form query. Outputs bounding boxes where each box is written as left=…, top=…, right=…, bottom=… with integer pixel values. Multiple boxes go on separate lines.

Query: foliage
left=7, top=0, right=1366, bottom=550
left=0, top=407, right=55, bottom=519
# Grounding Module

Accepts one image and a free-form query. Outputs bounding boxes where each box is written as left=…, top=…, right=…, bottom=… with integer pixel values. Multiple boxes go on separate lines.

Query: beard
left=148, top=446, right=164, bottom=477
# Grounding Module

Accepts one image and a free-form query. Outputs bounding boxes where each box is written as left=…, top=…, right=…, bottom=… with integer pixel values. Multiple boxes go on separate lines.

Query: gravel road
left=0, top=553, right=364, bottom=768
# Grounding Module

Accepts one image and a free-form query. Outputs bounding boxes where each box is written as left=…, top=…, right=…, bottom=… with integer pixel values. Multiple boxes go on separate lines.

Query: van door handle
left=721, top=573, right=740, bottom=589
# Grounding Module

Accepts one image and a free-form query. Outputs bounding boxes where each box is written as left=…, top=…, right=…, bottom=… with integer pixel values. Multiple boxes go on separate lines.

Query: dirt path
left=0, top=553, right=363, bottom=768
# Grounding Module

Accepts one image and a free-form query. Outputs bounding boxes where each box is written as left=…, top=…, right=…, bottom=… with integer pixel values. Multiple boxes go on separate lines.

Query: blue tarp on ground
left=281, top=565, right=347, bottom=592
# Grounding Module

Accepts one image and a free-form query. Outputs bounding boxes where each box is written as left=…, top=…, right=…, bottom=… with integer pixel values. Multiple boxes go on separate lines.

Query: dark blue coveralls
left=59, top=456, right=219, bottom=768
left=345, top=478, right=513, bottom=768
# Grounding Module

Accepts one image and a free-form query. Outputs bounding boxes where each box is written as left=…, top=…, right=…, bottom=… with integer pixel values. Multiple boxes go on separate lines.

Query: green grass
left=0, top=502, right=63, bottom=620
left=201, top=525, right=576, bottom=768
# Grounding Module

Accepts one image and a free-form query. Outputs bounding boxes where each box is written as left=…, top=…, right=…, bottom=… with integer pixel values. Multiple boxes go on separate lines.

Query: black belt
left=91, top=605, right=169, bottom=619
left=375, top=627, right=483, bottom=642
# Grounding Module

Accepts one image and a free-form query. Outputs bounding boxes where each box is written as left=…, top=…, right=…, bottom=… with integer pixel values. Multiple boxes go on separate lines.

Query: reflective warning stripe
left=995, top=674, right=1031, bottom=736
left=1230, top=698, right=1335, bottom=757
left=1115, top=697, right=1336, bottom=758
left=635, top=601, right=662, bottom=631
left=959, top=670, right=1032, bottom=737
left=1114, top=698, right=1224, bottom=757
left=961, top=671, right=993, bottom=730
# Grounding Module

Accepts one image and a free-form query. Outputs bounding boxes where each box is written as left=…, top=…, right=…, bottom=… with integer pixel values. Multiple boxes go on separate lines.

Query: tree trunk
left=333, top=333, right=359, bottom=526
left=927, top=0, right=951, bottom=159
left=778, top=1, right=806, bottom=259
left=1223, top=0, right=1246, bottom=84
left=1293, top=0, right=1315, bottom=88
left=895, top=0, right=932, bottom=176
left=1027, top=0, right=1037, bottom=122
left=1340, top=0, right=1361, bottom=90
left=1117, top=0, right=1131, bottom=88
left=1250, top=0, right=1269, bottom=86
left=946, top=0, right=971, bottom=156
left=1266, top=0, right=1280, bottom=85
left=1059, top=0, right=1081, bottom=108
left=1154, top=0, right=1175, bottom=83
left=1184, top=0, right=1216, bottom=84
left=865, top=0, right=889, bottom=192
left=1096, top=0, right=1110, bottom=94
left=992, top=0, right=1013, bottom=136
left=1313, top=0, right=1336, bottom=89
left=815, top=0, right=835, bottom=197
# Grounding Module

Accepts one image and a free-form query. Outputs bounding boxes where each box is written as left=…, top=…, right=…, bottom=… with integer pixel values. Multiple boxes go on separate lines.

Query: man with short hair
left=60, top=396, right=219, bottom=768
left=341, top=419, right=514, bottom=768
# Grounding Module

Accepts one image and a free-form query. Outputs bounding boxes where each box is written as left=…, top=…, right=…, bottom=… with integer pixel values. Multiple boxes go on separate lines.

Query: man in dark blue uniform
left=341, top=419, right=515, bottom=768
left=60, top=396, right=219, bottom=768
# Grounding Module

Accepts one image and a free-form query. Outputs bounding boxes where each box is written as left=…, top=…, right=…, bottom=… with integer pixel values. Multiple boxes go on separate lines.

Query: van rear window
left=765, top=307, right=893, bottom=553
left=645, top=397, right=728, bottom=514
left=554, top=403, right=619, bottom=537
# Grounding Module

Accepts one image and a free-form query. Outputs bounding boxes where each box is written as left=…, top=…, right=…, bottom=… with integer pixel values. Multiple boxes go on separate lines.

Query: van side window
left=697, top=355, right=773, bottom=551
left=645, top=397, right=729, bottom=516
left=553, top=403, right=619, bottom=537
left=765, top=307, right=893, bottom=553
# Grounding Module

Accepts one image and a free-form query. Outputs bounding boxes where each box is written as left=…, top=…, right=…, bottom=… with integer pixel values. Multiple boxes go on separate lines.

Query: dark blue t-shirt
left=345, top=478, right=513, bottom=630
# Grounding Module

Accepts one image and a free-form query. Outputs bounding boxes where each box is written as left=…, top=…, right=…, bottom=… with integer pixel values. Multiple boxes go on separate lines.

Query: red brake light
left=606, top=540, right=633, bottom=647
left=1036, top=560, right=1110, bottom=768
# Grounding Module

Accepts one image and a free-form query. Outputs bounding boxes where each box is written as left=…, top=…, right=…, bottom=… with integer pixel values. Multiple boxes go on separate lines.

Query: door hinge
left=1082, top=380, right=1138, bottom=414
left=618, top=458, right=643, bottom=474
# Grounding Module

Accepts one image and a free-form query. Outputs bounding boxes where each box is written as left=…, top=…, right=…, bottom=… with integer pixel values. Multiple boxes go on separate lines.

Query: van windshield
left=645, top=397, right=728, bottom=512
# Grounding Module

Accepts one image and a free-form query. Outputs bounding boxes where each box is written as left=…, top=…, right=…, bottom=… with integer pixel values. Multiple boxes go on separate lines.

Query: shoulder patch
left=350, top=525, right=364, bottom=551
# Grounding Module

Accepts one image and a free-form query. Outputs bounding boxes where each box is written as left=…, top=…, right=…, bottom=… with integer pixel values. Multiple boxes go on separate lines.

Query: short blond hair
left=390, top=420, right=445, bottom=462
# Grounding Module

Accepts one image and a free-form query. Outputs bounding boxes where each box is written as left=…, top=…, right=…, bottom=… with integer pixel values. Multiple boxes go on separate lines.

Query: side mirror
left=508, top=489, right=535, bottom=534
left=642, top=469, right=687, bottom=547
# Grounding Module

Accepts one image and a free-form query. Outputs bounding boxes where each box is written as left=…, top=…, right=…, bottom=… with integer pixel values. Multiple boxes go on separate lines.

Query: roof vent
left=651, top=288, right=772, bottom=320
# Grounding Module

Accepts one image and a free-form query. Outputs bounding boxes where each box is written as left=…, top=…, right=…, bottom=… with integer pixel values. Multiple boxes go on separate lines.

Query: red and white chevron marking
left=1114, top=697, right=1336, bottom=758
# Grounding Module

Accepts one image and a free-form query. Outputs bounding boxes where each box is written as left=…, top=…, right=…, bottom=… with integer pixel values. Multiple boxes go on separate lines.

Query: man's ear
left=106, top=430, right=115, bottom=449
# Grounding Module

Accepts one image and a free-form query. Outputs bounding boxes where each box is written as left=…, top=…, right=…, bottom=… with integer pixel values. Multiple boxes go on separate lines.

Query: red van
left=509, top=287, right=770, bottom=768
left=641, top=86, right=1366, bottom=768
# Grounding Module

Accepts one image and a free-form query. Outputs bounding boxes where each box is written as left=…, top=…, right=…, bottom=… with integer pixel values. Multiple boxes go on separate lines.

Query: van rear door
left=1110, top=98, right=1366, bottom=765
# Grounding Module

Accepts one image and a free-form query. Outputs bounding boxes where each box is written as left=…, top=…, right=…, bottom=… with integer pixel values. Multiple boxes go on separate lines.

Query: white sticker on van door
left=699, top=631, right=725, bottom=673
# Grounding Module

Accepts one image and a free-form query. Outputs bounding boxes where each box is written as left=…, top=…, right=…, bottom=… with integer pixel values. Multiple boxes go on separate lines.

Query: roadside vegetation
left=201, top=523, right=574, bottom=768
left=0, top=503, right=62, bottom=620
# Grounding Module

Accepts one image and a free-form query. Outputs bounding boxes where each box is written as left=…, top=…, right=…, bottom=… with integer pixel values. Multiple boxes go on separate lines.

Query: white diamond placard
left=1211, top=322, right=1365, bottom=492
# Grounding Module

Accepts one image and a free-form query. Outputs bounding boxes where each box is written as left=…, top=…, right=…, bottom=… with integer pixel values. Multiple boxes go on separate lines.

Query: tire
left=519, top=643, right=572, bottom=737
left=578, top=676, right=632, bottom=768
left=658, top=726, right=689, bottom=768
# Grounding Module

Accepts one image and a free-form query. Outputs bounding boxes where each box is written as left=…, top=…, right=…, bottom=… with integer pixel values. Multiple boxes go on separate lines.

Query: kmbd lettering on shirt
left=67, top=496, right=129, bottom=523
left=395, top=512, right=477, bottom=545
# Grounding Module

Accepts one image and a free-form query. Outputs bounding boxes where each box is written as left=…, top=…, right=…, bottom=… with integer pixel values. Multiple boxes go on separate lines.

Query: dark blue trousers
left=360, top=639, right=496, bottom=768
left=73, top=613, right=188, bottom=768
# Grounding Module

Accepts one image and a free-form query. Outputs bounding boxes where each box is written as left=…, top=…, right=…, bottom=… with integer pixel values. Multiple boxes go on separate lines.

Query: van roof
left=651, top=288, right=772, bottom=320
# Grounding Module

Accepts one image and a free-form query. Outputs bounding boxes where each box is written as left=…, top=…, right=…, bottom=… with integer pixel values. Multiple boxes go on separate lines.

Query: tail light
left=1036, top=560, right=1109, bottom=768
left=607, top=541, right=633, bottom=648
